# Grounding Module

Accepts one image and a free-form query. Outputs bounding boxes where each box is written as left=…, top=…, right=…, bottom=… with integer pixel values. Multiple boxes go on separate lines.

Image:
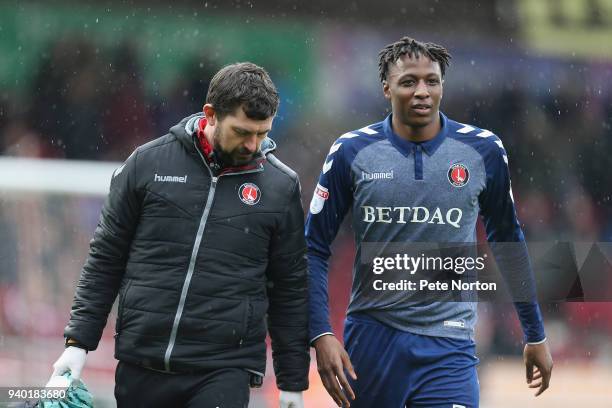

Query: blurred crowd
left=0, top=38, right=215, bottom=160
left=1, top=32, right=612, bottom=371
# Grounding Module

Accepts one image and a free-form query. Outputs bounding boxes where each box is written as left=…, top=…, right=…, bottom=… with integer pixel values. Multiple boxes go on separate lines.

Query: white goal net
left=0, top=157, right=120, bottom=405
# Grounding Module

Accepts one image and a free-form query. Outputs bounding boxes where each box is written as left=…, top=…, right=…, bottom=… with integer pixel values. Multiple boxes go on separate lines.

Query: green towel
left=38, top=373, right=94, bottom=408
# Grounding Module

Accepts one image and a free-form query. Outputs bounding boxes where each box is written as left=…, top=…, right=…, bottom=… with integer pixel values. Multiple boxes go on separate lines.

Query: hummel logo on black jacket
left=64, top=113, right=310, bottom=392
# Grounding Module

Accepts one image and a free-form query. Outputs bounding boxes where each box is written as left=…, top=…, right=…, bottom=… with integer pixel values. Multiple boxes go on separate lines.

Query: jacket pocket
left=237, top=297, right=250, bottom=347
left=115, top=278, right=133, bottom=336
left=246, top=297, right=267, bottom=342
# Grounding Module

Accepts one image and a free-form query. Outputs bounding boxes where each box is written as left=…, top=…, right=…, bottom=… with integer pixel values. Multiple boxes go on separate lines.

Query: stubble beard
left=213, top=126, right=255, bottom=167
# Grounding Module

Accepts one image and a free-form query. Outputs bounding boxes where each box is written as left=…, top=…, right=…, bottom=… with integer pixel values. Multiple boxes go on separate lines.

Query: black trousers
left=114, top=361, right=250, bottom=408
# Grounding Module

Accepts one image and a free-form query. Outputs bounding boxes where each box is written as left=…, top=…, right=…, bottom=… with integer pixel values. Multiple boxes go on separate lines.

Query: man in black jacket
left=47, top=62, right=310, bottom=408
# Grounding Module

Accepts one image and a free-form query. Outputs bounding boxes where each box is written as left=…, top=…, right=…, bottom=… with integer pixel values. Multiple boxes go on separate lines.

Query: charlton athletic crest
left=448, top=163, right=469, bottom=187
left=239, top=183, right=261, bottom=205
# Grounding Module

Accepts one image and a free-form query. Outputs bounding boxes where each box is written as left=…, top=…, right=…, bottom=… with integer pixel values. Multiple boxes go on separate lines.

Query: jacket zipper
left=162, top=137, right=263, bottom=371
left=163, top=174, right=217, bottom=371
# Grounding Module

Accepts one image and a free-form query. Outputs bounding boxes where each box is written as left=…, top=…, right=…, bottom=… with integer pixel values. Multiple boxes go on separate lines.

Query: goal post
left=0, top=156, right=121, bottom=196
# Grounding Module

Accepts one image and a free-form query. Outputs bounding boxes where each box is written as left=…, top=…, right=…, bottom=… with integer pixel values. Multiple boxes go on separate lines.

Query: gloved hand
left=45, top=374, right=71, bottom=389
left=46, top=346, right=87, bottom=386
left=279, top=390, right=304, bottom=408
left=42, top=372, right=95, bottom=408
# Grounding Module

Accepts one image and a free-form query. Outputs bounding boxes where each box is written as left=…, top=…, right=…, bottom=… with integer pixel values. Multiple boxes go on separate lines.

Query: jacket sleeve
left=478, top=137, right=546, bottom=344
left=266, top=178, right=310, bottom=392
left=64, top=150, right=142, bottom=350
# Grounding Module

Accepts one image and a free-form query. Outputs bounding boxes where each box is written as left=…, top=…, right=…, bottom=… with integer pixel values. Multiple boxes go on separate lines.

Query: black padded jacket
left=64, top=113, right=310, bottom=391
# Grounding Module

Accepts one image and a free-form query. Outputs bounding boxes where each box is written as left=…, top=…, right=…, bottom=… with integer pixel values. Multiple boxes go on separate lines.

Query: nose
left=414, top=80, right=429, bottom=98
left=243, top=135, right=258, bottom=153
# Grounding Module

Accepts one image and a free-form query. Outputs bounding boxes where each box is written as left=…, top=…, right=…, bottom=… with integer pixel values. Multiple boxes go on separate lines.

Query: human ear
left=382, top=81, right=391, bottom=100
left=203, top=104, right=217, bottom=126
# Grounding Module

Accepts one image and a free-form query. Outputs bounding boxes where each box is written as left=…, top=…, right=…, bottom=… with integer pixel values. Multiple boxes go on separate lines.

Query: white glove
left=279, top=390, right=304, bottom=408
left=46, top=346, right=87, bottom=385
left=45, top=375, right=71, bottom=389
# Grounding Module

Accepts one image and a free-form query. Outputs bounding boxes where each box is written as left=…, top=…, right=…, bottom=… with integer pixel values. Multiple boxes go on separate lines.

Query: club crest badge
left=448, top=163, right=469, bottom=187
left=239, top=183, right=261, bottom=205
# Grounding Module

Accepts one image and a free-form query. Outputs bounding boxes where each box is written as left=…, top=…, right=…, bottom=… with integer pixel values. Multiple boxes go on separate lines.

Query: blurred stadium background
left=1, top=0, right=612, bottom=406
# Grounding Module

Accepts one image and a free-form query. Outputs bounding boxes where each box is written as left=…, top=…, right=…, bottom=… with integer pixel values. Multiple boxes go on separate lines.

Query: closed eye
left=232, top=126, right=271, bottom=138
left=233, top=127, right=251, bottom=137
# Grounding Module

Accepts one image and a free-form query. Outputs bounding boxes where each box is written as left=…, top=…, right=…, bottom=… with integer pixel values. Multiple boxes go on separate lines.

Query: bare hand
left=524, top=340, right=553, bottom=396
left=313, top=335, right=357, bottom=407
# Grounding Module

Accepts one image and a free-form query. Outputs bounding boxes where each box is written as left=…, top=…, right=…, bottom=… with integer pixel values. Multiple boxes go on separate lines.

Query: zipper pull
left=211, top=176, right=218, bottom=186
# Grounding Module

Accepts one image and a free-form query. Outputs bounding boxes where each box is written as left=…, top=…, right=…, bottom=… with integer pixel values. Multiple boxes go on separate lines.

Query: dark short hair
left=378, top=37, right=452, bottom=83
left=206, top=62, right=279, bottom=120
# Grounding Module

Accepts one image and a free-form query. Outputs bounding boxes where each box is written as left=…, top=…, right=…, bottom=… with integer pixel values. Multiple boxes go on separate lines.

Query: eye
left=427, top=79, right=440, bottom=85
left=400, top=80, right=415, bottom=87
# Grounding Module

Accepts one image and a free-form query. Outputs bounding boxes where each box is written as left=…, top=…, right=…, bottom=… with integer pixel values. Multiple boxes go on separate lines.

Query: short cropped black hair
left=206, top=62, right=279, bottom=120
left=378, top=37, right=452, bottom=83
